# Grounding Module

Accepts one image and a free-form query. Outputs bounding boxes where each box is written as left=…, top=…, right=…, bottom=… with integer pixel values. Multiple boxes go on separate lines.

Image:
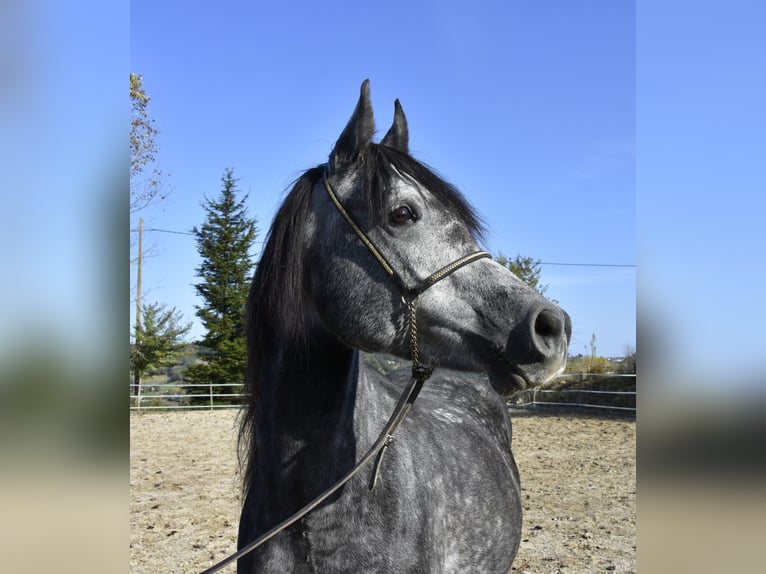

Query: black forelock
left=353, top=143, right=486, bottom=241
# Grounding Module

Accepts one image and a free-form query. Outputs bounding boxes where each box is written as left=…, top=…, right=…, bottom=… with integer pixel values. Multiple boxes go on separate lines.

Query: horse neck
left=253, top=328, right=365, bottom=502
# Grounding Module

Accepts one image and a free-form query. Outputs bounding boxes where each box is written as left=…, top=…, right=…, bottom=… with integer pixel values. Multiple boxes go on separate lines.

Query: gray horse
left=237, top=81, right=571, bottom=573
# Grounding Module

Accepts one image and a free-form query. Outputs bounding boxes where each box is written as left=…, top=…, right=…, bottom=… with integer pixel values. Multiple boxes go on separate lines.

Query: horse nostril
left=534, top=308, right=563, bottom=340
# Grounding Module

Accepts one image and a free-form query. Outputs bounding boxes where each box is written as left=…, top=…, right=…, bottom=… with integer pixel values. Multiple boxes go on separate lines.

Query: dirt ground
left=130, top=408, right=635, bottom=573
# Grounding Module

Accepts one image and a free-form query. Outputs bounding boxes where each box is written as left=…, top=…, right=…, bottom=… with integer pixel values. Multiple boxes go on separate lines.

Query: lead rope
left=368, top=296, right=432, bottom=491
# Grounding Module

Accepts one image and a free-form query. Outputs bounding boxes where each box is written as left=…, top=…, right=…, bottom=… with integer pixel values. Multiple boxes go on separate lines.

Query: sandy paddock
left=130, top=408, right=635, bottom=573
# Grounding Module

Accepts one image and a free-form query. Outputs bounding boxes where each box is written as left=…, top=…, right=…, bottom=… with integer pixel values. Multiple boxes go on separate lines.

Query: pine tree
left=131, top=302, right=192, bottom=405
left=185, top=168, right=257, bottom=403
left=495, top=252, right=548, bottom=296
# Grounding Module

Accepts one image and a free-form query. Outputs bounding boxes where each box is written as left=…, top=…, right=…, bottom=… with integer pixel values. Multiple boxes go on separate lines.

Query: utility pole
left=133, top=217, right=143, bottom=406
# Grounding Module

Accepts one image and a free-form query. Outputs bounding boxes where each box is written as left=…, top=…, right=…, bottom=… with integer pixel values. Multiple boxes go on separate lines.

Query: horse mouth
left=487, top=365, right=530, bottom=395
left=486, top=346, right=534, bottom=395
left=485, top=341, right=570, bottom=396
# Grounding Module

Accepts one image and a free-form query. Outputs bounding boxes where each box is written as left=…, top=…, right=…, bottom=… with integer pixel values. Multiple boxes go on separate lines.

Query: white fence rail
left=508, top=373, right=636, bottom=412
left=130, top=382, right=245, bottom=410
left=130, top=373, right=636, bottom=413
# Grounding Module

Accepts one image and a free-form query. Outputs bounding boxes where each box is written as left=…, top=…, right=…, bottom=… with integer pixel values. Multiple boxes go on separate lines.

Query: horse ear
left=329, top=79, right=375, bottom=174
left=380, top=99, right=409, bottom=153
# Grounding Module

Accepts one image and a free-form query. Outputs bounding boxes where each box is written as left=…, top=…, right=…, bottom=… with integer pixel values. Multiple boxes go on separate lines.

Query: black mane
left=346, top=144, right=485, bottom=236
left=238, top=145, right=485, bottom=489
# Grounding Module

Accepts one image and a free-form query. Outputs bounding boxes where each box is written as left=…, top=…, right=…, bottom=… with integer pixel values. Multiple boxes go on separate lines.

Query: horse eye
left=390, top=205, right=415, bottom=225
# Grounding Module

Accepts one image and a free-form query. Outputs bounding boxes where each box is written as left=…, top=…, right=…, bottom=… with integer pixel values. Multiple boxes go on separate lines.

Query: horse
left=236, top=80, right=571, bottom=573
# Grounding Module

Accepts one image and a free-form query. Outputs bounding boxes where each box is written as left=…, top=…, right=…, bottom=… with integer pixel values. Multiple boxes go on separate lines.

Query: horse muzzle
left=487, top=303, right=572, bottom=395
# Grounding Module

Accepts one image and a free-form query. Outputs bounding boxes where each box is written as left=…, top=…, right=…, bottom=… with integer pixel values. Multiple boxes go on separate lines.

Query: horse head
left=303, top=80, right=570, bottom=395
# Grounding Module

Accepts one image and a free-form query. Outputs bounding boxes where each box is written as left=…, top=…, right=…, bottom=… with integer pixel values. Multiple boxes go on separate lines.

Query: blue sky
left=130, top=0, right=635, bottom=358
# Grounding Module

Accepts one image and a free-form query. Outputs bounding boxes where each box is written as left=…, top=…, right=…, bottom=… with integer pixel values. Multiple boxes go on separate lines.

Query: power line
left=131, top=227, right=266, bottom=245
left=540, top=262, right=635, bottom=268
left=134, top=227, right=195, bottom=236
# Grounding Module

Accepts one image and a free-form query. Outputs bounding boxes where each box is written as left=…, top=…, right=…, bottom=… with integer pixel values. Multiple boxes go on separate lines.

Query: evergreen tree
left=185, top=168, right=257, bottom=403
left=495, top=252, right=548, bottom=296
left=131, top=302, right=192, bottom=404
